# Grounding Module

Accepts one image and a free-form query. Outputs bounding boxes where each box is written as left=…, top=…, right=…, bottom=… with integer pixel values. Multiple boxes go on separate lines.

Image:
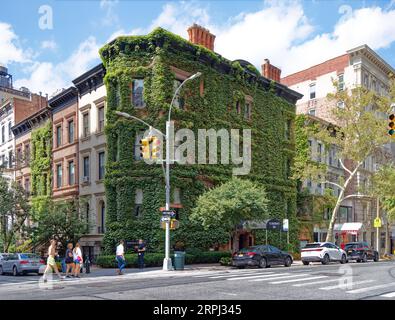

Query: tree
left=31, top=199, right=89, bottom=253
left=190, top=178, right=269, bottom=252
left=293, top=79, right=395, bottom=242
left=0, top=174, right=31, bottom=252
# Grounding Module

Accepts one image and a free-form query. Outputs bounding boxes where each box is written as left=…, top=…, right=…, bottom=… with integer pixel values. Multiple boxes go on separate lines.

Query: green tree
left=190, top=178, right=269, bottom=252
left=0, top=174, right=31, bottom=252
left=31, top=199, right=89, bottom=252
left=293, top=80, right=395, bottom=242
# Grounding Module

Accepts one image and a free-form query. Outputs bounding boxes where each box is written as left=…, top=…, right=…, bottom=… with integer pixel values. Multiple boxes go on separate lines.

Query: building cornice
left=48, top=87, right=78, bottom=113
left=72, top=64, right=106, bottom=97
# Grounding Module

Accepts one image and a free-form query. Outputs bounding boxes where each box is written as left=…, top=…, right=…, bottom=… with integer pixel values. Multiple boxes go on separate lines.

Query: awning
left=334, top=223, right=364, bottom=235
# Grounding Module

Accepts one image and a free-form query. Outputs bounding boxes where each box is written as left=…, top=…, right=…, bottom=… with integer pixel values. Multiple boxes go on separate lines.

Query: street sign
left=283, top=219, right=289, bottom=232
left=266, top=219, right=282, bottom=231
left=374, top=217, right=382, bottom=228
left=161, top=216, right=171, bottom=222
left=162, top=210, right=175, bottom=218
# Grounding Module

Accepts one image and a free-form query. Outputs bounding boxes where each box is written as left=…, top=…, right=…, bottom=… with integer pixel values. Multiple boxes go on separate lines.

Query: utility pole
left=376, top=197, right=380, bottom=254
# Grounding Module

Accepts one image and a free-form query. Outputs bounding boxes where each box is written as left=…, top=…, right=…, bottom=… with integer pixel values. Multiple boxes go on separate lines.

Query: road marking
left=227, top=273, right=291, bottom=281
left=347, top=282, right=395, bottom=294
left=209, top=272, right=275, bottom=279
left=380, top=292, right=395, bottom=298
left=193, top=270, right=267, bottom=278
left=320, top=280, right=375, bottom=291
left=270, top=275, right=328, bottom=284
left=293, top=278, right=342, bottom=287
left=249, top=274, right=308, bottom=282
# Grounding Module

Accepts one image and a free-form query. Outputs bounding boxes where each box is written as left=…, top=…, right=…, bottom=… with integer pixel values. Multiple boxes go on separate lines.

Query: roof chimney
left=187, top=23, right=215, bottom=51
left=262, top=59, right=281, bottom=83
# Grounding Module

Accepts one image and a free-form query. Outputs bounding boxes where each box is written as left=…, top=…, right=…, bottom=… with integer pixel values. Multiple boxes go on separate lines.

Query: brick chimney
left=262, top=59, right=281, bottom=82
left=187, top=23, right=215, bottom=51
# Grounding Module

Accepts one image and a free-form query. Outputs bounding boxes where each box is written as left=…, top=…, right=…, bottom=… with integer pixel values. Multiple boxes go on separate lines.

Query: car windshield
left=303, top=243, right=322, bottom=249
left=239, top=247, right=258, bottom=253
left=19, top=254, right=40, bottom=259
left=345, top=243, right=359, bottom=250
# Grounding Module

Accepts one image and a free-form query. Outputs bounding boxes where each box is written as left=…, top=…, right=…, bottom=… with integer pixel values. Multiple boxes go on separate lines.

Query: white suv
left=301, top=242, right=347, bottom=265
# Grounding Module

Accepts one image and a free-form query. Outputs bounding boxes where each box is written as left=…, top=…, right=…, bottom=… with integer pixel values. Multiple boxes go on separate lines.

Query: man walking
left=43, top=239, right=64, bottom=282
left=137, top=239, right=146, bottom=270
left=116, top=240, right=126, bottom=275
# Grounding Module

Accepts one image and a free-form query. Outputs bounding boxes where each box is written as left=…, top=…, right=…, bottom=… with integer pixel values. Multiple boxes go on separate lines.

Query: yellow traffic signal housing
left=389, top=114, right=395, bottom=136
left=151, top=136, right=161, bottom=160
left=139, top=138, right=150, bottom=159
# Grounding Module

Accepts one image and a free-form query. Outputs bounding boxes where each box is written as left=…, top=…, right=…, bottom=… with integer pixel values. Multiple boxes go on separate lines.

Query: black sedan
left=232, top=245, right=293, bottom=268
left=345, top=242, right=379, bottom=262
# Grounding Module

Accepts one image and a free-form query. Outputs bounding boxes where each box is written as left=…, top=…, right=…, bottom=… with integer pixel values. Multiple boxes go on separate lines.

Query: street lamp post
left=115, top=71, right=201, bottom=271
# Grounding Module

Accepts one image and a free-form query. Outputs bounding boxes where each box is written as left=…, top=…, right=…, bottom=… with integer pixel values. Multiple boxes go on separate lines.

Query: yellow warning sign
left=374, top=218, right=382, bottom=228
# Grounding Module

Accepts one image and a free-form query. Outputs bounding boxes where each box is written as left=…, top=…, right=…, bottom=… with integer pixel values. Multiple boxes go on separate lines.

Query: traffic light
left=139, top=138, right=150, bottom=159
left=151, top=136, right=161, bottom=160
left=389, top=114, right=395, bottom=136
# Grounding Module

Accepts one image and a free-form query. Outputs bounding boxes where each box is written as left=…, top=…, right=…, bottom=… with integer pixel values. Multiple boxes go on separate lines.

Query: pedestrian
left=43, top=239, right=64, bottom=282
left=116, top=240, right=126, bottom=275
left=65, top=243, right=74, bottom=278
left=73, top=242, right=83, bottom=278
left=137, top=239, right=146, bottom=270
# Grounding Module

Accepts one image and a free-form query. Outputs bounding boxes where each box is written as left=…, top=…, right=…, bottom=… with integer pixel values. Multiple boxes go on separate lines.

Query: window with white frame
left=309, top=83, right=316, bottom=99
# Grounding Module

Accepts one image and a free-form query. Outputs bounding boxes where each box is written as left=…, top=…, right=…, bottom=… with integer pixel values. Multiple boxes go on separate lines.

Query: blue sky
left=1, top=0, right=395, bottom=95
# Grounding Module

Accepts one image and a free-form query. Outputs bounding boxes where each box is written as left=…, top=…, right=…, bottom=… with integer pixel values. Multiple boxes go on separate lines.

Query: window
left=85, top=203, right=90, bottom=228
left=244, top=102, right=251, bottom=120
left=83, top=113, right=90, bottom=138
left=100, top=201, right=106, bottom=233
left=363, top=73, right=369, bottom=88
left=285, top=119, right=291, bottom=140
left=337, top=101, right=345, bottom=109
left=56, top=125, right=62, bottom=147
left=56, top=164, right=62, bottom=188
left=173, top=80, right=185, bottom=110
left=16, top=148, right=22, bottom=166
left=308, top=109, right=316, bottom=116
left=309, top=83, right=316, bottom=99
left=173, top=188, right=181, bottom=204
left=338, top=74, right=344, bottom=91
left=8, top=150, right=12, bottom=168
left=132, top=79, right=145, bottom=108
left=98, top=152, right=105, bottom=180
left=98, top=106, right=105, bottom=133
left=135, top=189, right=143, bottom=217
left=8, top=122, right=11, bottom=139
left=24, top=178, right=30, bottom=194
left=68, top=161, right=75, bottom=185
left=25, top=144, right=30, bottom=163
left=83, top=156, right=90, bottom=181
left=68, top=120, right=74, bottom=143
left=1, top=126, right=4, bottom=144
left=317, top=143, right=322, bottom=162
left=236, top=101, right=241, bottom=114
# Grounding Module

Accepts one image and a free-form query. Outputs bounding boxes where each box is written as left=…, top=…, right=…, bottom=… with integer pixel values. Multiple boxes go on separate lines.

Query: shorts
left=74, top=259, right=80, bottom=264
left=47, top=257, right=56, bottom=266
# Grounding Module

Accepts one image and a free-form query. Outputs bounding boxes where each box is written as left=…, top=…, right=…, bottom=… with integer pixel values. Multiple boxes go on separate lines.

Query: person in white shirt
left=73, top=243, right=83, bottom=278
left=116, top=240, right=125, bottom=275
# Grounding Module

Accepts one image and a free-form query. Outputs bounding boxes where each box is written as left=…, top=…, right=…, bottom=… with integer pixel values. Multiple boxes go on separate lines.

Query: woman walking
left=65, top=243, right=74, bottom=278
left=73, top=243, right=83, bottom=278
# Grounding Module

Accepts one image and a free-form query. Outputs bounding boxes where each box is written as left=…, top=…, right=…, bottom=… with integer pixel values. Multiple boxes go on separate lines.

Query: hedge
left=96, top=251, right=231, bottom=268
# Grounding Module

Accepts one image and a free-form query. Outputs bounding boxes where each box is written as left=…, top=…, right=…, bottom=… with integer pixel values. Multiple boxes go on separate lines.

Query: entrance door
left=239, top=234, right=245, bottom=251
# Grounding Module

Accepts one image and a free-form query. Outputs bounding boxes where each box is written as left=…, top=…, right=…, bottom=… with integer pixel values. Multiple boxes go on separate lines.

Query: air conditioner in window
left=83, top=176, right=90, bottom=183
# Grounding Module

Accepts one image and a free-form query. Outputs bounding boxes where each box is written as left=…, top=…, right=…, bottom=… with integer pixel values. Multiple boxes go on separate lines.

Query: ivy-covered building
left=99, top=24, right=302, bottom=253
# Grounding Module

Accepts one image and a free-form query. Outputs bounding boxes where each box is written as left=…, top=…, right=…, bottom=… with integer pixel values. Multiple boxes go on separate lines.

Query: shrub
left=219, top=257, right=232, bottom=266
left=96, top=251, right=231, bottom=268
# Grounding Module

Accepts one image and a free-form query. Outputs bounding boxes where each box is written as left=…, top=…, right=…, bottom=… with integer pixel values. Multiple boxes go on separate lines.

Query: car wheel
left=340, top=254, right=347, bottom=264
left=373, top=253, right=379, bottom=262
left=237, top=266, right=245, bottom=269
left=0, top=266, right=3, bottom=275
left=13, top=266, right=19, bottom=277
left=302, top=261, right=310, bottom=266
left=356, top=259, right=361, bottom=263
left=259, top=258, right=267, bottom=268
left=321, top=254, right=330, bottom=265
left=362, top=254, right=367, bottom=263
left=284, top=257, right=292, bottom=267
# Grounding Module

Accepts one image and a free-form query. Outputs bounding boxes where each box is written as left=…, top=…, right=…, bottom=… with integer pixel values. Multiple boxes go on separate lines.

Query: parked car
left=0, top=253, right=45, bottom=276
left=0, top=253, right=8, bottom=275
left=301, top=242, right=347, bottom=265
left=345, top=242, right=379, bottom=262
left=232, top=245, right=293, bottom=269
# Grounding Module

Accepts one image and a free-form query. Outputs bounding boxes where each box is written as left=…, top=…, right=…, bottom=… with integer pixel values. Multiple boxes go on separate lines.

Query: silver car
left=0, top=253, right=8, bottom=273
left=0, top=253, right=45, bottom=276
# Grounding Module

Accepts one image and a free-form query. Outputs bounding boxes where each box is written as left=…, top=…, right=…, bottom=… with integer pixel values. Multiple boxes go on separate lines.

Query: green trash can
left=173, top=251, right=185, bottom=270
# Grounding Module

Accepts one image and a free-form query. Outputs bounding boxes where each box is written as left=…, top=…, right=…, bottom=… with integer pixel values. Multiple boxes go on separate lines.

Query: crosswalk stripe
left=209, top=272, right=275, bottom=279
left=320, top=280, right=374, bottom=291
left=270, top=275, right=328, bottom=284
left=293, top=278, right=342, bottom=287
left=227, top=273, right=291, bottom=281
left=347, top=282, right=395, bottom=294
left=249, top=274, right=308, bottom=282
left=380, top=292, right=395, bottom=298
left=193, top=269, right=269, bottom=277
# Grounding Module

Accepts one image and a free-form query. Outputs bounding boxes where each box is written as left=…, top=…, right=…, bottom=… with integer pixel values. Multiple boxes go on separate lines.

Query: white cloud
left=100, top=0, right=119, bottom=27
left=41, top=40, right=57, bottom=50
left=15, top=36, right=100, bottom=96
left=0, top=22, right=30, bottom=65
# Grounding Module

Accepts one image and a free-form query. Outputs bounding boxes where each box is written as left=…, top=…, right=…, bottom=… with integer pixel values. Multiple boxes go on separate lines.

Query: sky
left=1, top=0, right=395, bottom=97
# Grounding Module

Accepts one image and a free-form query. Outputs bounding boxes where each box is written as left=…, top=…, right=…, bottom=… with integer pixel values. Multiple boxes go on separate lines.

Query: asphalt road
left=0, top=260, right=395, bottom=300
